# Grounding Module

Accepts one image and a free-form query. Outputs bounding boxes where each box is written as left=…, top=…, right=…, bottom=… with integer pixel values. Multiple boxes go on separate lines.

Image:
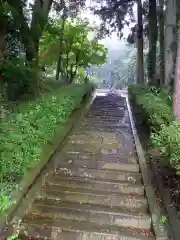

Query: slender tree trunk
left=148, top=0, right=158, bottom=86
left=136, top=0, right=144, bottom=84
left=173, top=27, right=180, bottom=120
left=56, top=6, right=67, bottom=80
left=159, top=0, right=165, bottom=86
left=164, top=0, right=176, bottom=88
left=30, top=0, right=54, bottom=65
left=0, top=16, right=7, bottom=106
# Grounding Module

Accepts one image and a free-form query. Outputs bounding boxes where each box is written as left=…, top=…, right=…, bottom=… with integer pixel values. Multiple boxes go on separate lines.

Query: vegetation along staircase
left=18, top=92, right=154, bottom=239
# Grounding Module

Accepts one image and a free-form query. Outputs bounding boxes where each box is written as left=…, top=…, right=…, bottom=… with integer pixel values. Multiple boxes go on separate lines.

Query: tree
left=164, top=0, right=176, bottom=88
left=158, top=0, right=165, bottom=86
left=6, top=0, right=53, bottom=65
left=136, top=0, right=144, bottom=84
left=173, top=25, right=180, bottom=120
left=40, top=18, right=107, bottom=83
left=147, top=0, right=157, bottom=86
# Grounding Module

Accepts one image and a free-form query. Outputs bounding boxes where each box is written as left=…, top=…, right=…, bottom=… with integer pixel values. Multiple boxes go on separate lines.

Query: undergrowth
left=0, top=83, right=94, bottom=213
left=128, top=84, right=180, bottom=173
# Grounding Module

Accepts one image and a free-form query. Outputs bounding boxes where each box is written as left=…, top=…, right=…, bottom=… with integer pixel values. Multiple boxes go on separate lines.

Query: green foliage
left=150, top=121, right=180, bottom=173
left=129, top=84, right=180, bottom=173
left=0, top=83, right=94, bottom=213
left=40, top=18, right=107, bottom=82
left=2, top=57, right=38, bottom=100
left=128, top=84, right=173, bottom=132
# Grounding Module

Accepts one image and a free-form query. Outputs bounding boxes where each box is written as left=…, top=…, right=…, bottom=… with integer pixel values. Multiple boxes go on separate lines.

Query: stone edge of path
left=126, top=94, right=170, bottom=240
left=0, top=90, right=96, bottom=238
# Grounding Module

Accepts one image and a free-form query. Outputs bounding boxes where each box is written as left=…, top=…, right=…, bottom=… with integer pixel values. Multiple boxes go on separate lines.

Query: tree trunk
left=173, top=27, right=180, bottom=120
left=56, top=4, right=67, bottom=80
left=159, top=0, right=165, bottom=86
left=30, top=0, right=53, bottom=65
left=164, top=0, right=176, bottom=88
left=148, top=0, right=157, bottom=86
left=136, top=0, right=144, bottom=84
left=0, top=15, right=7, bottom=106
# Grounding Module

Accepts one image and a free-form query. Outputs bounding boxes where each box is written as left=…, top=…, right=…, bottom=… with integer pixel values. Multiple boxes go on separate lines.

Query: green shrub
left=150, top=121, right=180, bottom=174
left=2, top=57, right=38, bottom=101
left=128, top=84, right=180, bottom=174
left=128, top=84, right=173, bottom=132
left=0, top=83, right=94, bottom=212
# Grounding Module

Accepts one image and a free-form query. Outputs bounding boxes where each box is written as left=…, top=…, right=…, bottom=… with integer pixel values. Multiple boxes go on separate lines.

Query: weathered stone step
left=67, top=139, right=121, bottom=146
left=81, top=121, right=121, bottom=126
left=20, top=218, right=154, bottom=240
left=54, top=167, right=142, bottom=183
left=88, top=113, right=123, bottom=115
left=68, top=134, right=134, bottom=142
left=27, top=200, right=151, bottom=229
left=86, top=115, right=123, bottom=119
left=75, top=126, right=132, bottom=133
left=64, top=149, right=136, bottom=157
left=71, top=127, right=133, bottom=135
left=38, top=186, right=147, bottom=210
left=46, top=175, right=144, bottom=195
left=88, top=109, right=124, bottom=113
left=66, top=140, right=134, bottom=151
left=66, top=140, right=130, bottom=148
left=68, top=133, right=134, bottom=143
left=85, top=114, right=123, bottom=118
left=58, top=152, right=137, bottom=164
left=56, top=160, right=140, bottom=173
left=63, top=145, right=135, bottom=155
left=87, top=109, right=123, bottom=112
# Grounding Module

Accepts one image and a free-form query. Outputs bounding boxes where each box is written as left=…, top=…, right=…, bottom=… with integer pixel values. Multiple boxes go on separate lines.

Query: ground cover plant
left=0, top=83, right=94, bottom=213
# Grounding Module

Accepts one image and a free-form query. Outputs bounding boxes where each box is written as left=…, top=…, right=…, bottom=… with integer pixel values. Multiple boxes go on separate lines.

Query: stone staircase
left=19, top=93, right=154, bottom=239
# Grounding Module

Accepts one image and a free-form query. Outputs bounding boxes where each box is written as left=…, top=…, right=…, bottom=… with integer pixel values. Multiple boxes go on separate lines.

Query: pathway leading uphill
left=17, top=91, right=156, bottom=239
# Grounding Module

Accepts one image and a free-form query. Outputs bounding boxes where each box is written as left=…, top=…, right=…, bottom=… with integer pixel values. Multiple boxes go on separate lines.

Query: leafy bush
left=2, top=57, right=38, bottom=101
left=0, top=83, right=94, bottom=212
left=150, top=121, right=180, bottom=174
left=129, top=84, right=180, bottom=174
left=128, top=84, right=173, bottom=132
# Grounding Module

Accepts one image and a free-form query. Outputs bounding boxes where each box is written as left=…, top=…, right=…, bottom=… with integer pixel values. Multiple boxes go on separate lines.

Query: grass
left=0, top=82, right=94, bottom=213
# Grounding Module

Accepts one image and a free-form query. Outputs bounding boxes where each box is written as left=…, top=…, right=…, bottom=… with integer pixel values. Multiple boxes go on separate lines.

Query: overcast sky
left=80, top=1, right=137, bottom=49
left=28, top=0, right=136, bottom=49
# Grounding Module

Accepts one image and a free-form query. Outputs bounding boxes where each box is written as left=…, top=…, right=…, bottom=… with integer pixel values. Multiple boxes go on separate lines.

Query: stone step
left=63, top=145, right=135, bottom=155
left=86, top=115, right=123, bottom=119
left=46, top=175, right=144, bottom=195
left=20, top=218, right=154, bottom=240
left=71, top=127, right=133, bottom=135
left=87, top=110, right=124, bottom=114
left=54, top=166, right=142, bottom=184
left=89, top=110, right=124, bottom=113
left=87, top=111, right=124, bottom=114
left=81, top=121, right=122, bottom=126
left=74, top=126, right=132, bottom=133
left=38, top=186, right=147, bottom=210
left=58, top=152, right=138, bottom=164
left=66, top=142, right=135, bottom=153
left=26, top=200, right=151, bottom=229
left=84, top=115, right=123, bottom=119
left=64, top=149, right=136, bottom=158
left=83, top=118, right=123, bottom=122
left=69, top=132, right=134, bottom=143
left=68, top=134, right=135, bottom=142
left=56, top=159, right=140, bottom=173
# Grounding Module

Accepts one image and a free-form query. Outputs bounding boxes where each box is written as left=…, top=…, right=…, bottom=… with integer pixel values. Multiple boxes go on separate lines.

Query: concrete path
left=18, top=91, right=154, bottom=239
